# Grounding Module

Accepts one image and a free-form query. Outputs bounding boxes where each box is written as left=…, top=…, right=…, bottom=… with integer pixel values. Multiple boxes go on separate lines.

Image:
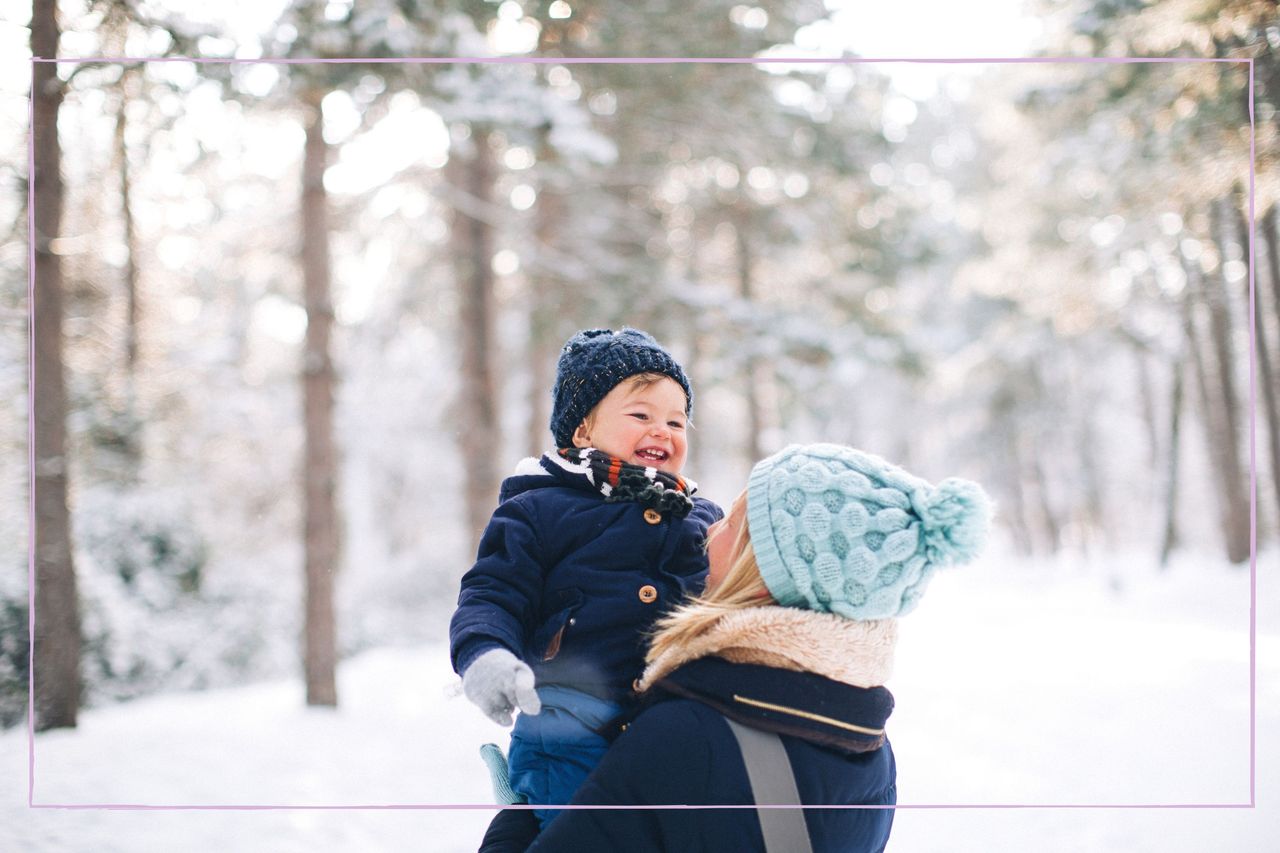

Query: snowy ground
left=3, top=548, right=1277, bottom=852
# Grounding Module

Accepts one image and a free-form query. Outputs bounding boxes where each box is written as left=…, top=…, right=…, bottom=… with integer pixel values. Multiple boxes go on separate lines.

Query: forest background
left=2, top=0, right=1277, bottom=830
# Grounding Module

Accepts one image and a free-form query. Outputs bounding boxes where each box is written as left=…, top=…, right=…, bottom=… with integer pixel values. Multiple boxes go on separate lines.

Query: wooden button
left=638, top=584, right=658, bottom=603
left=643, top=508, right=662, bottom=525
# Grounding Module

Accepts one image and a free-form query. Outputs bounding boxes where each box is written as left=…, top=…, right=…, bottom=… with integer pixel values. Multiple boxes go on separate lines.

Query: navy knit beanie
left=550, top=328, right=693, bottom=449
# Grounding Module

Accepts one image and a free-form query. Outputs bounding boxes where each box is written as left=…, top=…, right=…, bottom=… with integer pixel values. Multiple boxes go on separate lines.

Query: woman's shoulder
left=612, top=699, right=726, bottom=764
left=631, top=694, right=725, bottom=732
left=617, top=700, right=743, bottom=777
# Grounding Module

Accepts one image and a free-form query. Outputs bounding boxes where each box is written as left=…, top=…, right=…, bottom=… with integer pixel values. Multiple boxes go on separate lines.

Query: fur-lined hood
left=638, top=606, right=897, bottom=693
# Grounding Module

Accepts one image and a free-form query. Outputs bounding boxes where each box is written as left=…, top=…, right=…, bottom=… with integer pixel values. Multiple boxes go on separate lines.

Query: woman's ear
left=571, top=421, right=592, bottom=448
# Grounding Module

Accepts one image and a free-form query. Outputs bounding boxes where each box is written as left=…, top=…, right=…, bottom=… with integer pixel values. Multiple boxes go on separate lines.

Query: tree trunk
left=1002, top=422, right=1035, bottom=555
left=526, top=140, right=563, bottom=458
left=1266, top=207, right=1280, bottom=332
left=1204, top=199, right=1251, bottom=563
left=451, top=127, right=501, bottom=555
left=525, top=299, right=557, bottom=459
left=1257, top=205, right=1280, bottom=521
left=31, top=0, right=81, bottom=732
left=1023, top=365, right=1062, bottom=553
left=300, top=94, right=339, bottom=707
left=1159, top=355, right=1185, bottom=567
left=1183, top=256, right=1250, bottom=565
left=681, top=234, right=705, bottom=476
left=734, top=210, right=763, bottom=464
left=523, top=29, right=570, bottom=461
left=1076, top=413, right=1109, bottom=554
left=1131, top=345, right=1160, bottom=474
left=1030, top=453, right=1062, bottom=553
left=115, top=73, right=140, bottom=377
left=112, top=66, right=142, bottom=477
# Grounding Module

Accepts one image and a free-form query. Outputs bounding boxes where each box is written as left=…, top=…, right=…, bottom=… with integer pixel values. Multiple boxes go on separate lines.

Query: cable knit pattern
left=747, top=443, right=992, bottom=619
left=639, top=606, right=896, bottom=692
left=550, top=328, right=693, bottom=449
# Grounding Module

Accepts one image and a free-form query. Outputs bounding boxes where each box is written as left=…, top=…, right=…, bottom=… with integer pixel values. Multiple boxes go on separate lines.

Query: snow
left=5, top=646, right=498, bottom=852
left=3, top=549, right=1277, bottom=852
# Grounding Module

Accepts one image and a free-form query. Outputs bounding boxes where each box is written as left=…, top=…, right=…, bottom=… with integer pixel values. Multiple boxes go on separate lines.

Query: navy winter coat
left=481, top=656, right=897, bottom=853
left=450, top=457, right=723, bottom=702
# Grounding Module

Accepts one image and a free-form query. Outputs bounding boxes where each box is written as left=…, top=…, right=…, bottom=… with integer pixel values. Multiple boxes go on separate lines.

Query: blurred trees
left=992, top=0, right=1275, bottom=563
left=521, top=1, right=910, bottom=469
left=13, top=0, right=1277, bottom=721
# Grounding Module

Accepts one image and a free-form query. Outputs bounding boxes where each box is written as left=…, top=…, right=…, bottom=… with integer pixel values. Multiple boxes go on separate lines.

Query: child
left=449, top=328, right=724, bottom=825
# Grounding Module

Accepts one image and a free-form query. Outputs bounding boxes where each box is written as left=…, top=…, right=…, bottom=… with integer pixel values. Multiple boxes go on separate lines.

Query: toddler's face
left=572, top=376, right=689, bottom=475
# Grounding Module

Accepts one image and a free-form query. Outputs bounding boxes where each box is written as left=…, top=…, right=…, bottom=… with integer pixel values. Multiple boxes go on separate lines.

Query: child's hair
left=578, top=371, right=684, bottom=433
left=645, top=492, right=772, bottom=664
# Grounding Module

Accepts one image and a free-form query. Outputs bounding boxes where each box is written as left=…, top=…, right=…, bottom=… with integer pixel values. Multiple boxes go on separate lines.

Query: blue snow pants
left=507, top=686, right=622, bottom=829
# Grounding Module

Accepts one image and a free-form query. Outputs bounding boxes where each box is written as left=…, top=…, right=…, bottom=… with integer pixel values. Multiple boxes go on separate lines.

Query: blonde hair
left=645, top=492, right=773, bottom=664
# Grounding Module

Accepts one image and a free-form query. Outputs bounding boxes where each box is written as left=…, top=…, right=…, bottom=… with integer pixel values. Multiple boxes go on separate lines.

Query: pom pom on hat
left=549, top=328, right=693, bottom=449
left=747, top=443, right=992, bottom=620
left=912, top=478, right=991, bottom=564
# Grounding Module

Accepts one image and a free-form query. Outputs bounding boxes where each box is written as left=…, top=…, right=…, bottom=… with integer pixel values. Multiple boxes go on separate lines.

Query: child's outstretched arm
left=450, top=498, right=548, bottom=712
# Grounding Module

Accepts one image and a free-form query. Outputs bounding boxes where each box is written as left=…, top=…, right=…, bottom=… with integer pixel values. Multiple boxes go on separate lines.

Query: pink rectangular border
left=26, top=53, right=1258, bottom=812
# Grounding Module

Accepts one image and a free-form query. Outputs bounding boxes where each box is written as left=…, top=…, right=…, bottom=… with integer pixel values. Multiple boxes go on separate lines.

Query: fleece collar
left=631, top=607, right=897, bottom=754
left=639, top=606, right=896, bottom=691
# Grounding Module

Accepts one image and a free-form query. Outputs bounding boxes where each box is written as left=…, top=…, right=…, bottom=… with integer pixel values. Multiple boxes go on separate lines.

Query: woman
left=481, top=442, right=991, bottom=852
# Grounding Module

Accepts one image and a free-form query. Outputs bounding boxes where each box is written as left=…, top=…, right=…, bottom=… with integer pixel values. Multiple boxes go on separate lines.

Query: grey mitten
left=462, top=648, right=542, bottom=726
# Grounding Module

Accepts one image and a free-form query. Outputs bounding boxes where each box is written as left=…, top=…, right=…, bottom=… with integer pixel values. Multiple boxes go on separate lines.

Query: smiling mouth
left=636, top=448, right=669, bottom=463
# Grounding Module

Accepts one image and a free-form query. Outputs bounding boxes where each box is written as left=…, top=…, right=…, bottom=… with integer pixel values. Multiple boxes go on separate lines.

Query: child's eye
left=668, top=420, right=685, bottom=430
left=629, top=412, right=649, bottom=421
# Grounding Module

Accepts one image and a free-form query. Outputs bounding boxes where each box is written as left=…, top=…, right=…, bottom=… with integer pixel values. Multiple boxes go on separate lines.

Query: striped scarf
left=548, top=447, right=697, bottom=518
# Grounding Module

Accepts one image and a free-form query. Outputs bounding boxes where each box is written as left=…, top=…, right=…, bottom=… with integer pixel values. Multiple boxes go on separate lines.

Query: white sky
left=811, top=0, right=1046, bottom=98
left=826, top=0, right=1044, bottom=57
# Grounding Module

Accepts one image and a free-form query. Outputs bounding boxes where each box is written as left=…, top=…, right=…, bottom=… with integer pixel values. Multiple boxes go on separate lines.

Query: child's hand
left=462, top=648, right=542, bottom=726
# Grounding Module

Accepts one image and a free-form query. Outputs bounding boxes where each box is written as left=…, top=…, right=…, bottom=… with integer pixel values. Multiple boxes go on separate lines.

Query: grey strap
left=725, top=718, right=814, bottom=853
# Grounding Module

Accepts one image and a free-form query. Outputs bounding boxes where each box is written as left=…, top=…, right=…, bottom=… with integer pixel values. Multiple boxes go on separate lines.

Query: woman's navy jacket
left=449, top=457, right=723, bottom=702
left=481, top=657, right=897, bottom=853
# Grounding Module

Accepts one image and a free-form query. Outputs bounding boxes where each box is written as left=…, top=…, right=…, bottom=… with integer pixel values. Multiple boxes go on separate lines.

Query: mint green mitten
left=480, top=742, right=528, bottom=806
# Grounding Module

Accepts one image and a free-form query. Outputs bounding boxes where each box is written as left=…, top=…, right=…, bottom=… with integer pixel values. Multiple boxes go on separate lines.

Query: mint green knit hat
left=746, top=443, right=992, bottom=620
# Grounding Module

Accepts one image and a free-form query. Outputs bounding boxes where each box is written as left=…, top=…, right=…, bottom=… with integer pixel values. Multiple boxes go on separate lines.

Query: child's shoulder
left=689, top=496, right=725, bottom=523
left=497, top=477, right=598, bottom=520
left=510, top=456, right=547, bottom=477
left=498, top=456, right=583, bottom=508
